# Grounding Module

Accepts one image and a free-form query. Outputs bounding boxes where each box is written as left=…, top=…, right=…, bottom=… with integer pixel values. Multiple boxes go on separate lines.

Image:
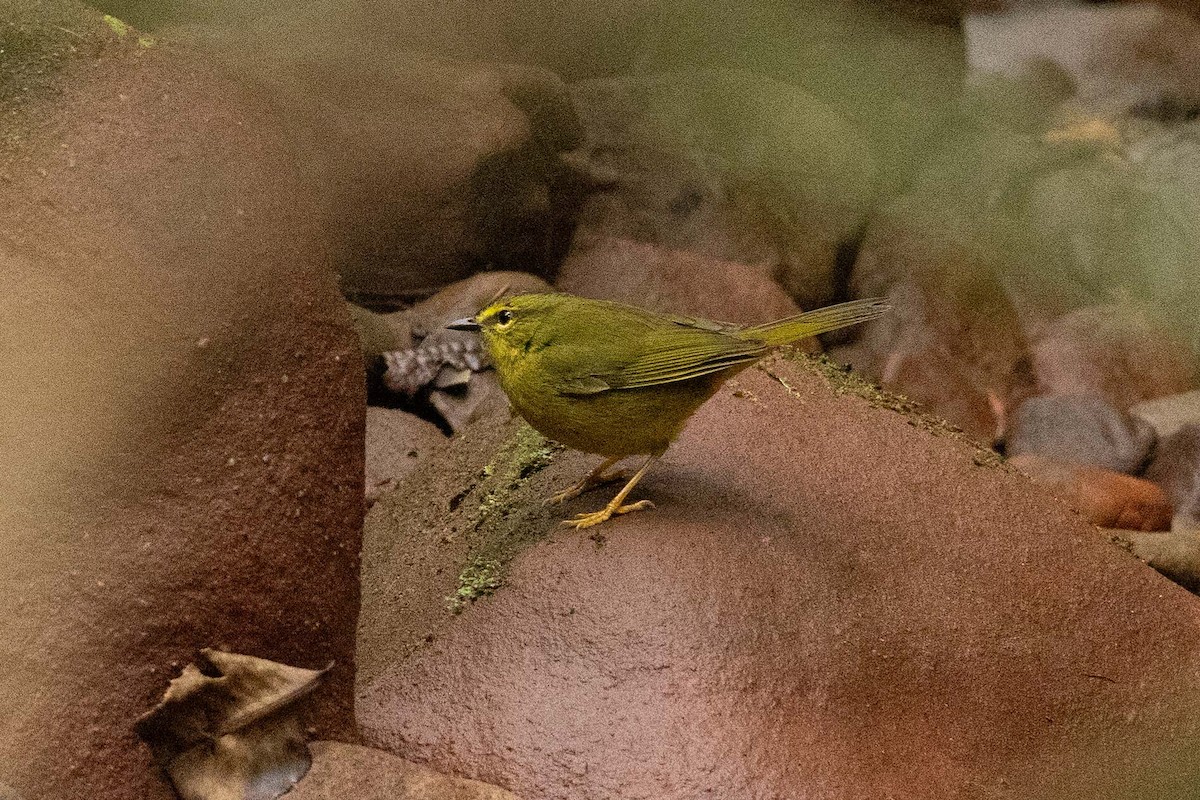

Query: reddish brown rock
left=1, top=6, right=361, bottom=799
left=358, top=356, right=1200, bottom=800
left=874, top=340, right=1009, bottom=444
left=171, top=21, right=582, bottom=304
left=851, top=218, right=1035, bottom=442
left=290, top=742, right=522, bottom=800
left=366, top=407, right=447, bottom=506
left=1031, top=304, right=1197, bottom=411
left=557, top=236, right=804, bottom=327
left=1009, top=454, right=1173, bottom=532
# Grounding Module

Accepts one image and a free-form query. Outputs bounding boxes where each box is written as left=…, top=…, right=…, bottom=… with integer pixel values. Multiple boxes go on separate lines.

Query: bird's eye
left=496, top=309, right=514, bottom=326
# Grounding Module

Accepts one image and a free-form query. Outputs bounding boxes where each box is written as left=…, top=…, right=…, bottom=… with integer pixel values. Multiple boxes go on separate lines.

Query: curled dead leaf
left=136, top=649, right=332, bottom=800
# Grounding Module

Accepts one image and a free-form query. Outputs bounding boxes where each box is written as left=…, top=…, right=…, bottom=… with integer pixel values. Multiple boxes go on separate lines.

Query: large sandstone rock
left=1, top=5, right=362, bottom=798
left=165, top=16, right=583, bottom=304
left=357, top=355, right=1200, bottom=799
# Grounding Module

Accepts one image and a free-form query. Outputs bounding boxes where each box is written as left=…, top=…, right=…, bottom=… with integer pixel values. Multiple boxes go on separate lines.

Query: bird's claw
left=560, top=500, right=655, bottom=530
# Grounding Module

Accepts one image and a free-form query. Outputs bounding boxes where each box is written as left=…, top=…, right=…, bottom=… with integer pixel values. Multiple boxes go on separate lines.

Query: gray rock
left=1006, top=393, right=1156, bottom=474
left=1131, top=390, right=1200, bottom=440
left=1144, top=425, right=1200, bottom=521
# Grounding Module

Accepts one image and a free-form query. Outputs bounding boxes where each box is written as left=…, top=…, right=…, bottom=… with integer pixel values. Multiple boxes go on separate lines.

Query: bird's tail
left=737, top=298, right=891, bottom=347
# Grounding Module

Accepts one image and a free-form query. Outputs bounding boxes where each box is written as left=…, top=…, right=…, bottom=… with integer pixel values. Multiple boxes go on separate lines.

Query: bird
left=448, top=293, right=889, bottom=529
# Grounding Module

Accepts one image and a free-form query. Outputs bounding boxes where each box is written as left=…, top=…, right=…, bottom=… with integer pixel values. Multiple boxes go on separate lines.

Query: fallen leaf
left=136, top=649, right=331, bottom=800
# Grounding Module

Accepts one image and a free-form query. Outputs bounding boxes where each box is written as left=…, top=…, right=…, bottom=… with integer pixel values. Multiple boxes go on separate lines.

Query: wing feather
left=557, top=325, right=766, bottom=395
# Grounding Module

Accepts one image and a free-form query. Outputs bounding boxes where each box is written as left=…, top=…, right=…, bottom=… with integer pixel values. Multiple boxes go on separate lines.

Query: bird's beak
left=446, top=317, right=481, bottom=332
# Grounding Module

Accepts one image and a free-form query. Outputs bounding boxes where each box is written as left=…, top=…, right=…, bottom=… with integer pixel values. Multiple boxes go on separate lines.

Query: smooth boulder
left=1, top=6, right=363, bottom=798
left=357, top=355, right=1200, bottom=799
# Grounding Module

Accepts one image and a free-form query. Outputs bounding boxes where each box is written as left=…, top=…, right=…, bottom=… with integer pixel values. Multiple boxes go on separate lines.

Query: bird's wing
left=557, top=321, right=767, bottom=395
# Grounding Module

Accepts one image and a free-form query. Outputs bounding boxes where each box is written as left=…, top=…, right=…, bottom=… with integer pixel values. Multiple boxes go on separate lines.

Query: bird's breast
left=498, top=360, right=725, bottom=458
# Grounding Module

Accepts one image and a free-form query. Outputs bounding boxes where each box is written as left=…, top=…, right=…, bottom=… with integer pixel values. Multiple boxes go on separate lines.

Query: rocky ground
left=3, top=0, right=1200, bottom=798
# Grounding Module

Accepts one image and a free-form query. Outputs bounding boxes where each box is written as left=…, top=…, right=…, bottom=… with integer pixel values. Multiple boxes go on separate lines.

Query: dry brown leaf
left=136, top=649, right=332, bottom=800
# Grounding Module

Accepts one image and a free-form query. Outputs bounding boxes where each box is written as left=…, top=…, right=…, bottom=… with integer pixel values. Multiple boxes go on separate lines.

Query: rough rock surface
left=1, top=6, right=362, bottom=799
left=290, top=742, right=522, bottom=800
left=366, top=407, right=447, bottom=506
left=357, top=355, right=1200, bottom=800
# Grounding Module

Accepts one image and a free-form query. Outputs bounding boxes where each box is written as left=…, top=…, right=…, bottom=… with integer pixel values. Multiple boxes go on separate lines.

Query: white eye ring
left=496, top=309, right=514, bottom=326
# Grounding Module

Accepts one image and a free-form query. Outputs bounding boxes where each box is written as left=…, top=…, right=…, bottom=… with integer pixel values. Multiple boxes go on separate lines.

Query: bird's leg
left=544, top=455, right=625, bottom=507
left=562, top=456, right=657, bottom=530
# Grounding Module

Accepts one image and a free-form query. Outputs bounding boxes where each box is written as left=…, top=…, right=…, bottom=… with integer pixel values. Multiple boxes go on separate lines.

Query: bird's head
left=446, top=293, right=560, bottom=371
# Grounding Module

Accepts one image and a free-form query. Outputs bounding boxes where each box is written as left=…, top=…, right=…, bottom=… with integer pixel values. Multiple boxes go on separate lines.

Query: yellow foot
left=543, top=470, right=634, bottom=507
left=561, top=500, right=655, bottom=530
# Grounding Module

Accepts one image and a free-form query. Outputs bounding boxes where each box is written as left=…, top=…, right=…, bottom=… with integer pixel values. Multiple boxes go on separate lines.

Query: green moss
left=445, top=424, right=562, bottom=612
left=102, top=14, right=131, bottom=38
left=449, top=557, right=503, bottom=611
